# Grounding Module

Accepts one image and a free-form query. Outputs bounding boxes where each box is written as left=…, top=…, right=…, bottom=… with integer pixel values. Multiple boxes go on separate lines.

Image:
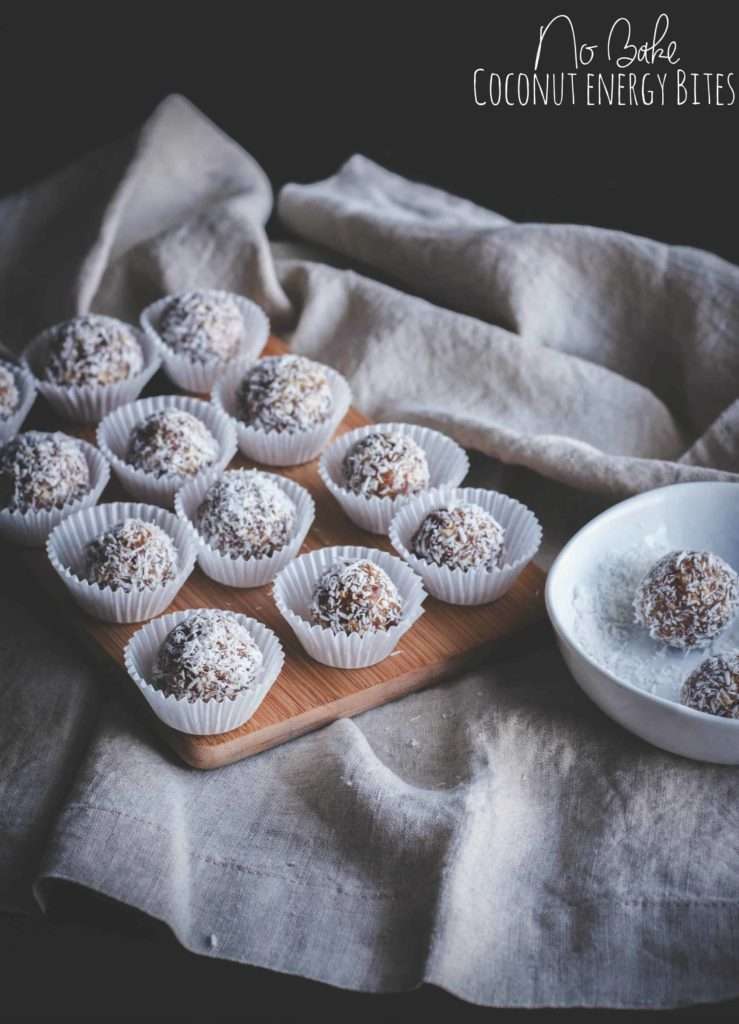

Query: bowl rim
left=545, top=480, right=739, bottom=733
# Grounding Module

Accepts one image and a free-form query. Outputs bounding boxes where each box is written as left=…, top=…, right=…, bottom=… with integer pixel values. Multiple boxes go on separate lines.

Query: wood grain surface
left=15, top=337, right=547, bottom=769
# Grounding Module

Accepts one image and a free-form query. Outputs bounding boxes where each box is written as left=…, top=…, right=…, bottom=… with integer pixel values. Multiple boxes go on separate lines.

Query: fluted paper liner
left=124, top=608, right=285, bottom=735
left=140, top=291, right=270, bottom=394
left=273, top=544, right=426, bottom=669
left=0, top=437, right=110, bottom=547
left=389, top=486, right=542, bottom=606
left=46, top=501, right=197, bottom=623
left=0, top=359, right=36, bottom=443
left=22, top=320, right=160, bottom=424
left=319, top=422, right=469, bottom=535
left=96, top=394, right=237, bottom=508
left=175, top=467, right=315, bottom=588
left=212, top=359, right=351, bottom=467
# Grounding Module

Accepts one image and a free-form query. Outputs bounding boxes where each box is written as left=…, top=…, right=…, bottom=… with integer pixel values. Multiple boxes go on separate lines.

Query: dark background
left=1, top=1, right=737, bottom=1018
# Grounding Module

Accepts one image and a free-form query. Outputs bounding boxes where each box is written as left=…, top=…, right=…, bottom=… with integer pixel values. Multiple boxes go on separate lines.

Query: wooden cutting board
left=12, top=336, right=547, bottom=769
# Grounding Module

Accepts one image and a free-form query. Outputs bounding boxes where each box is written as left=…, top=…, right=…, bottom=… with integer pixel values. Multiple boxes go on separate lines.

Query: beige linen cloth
left=1, top=95, right=738, bottom=1008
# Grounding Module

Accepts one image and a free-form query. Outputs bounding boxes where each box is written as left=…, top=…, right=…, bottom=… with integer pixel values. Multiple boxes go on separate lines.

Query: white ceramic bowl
left=546, top=481, right=739, bottom=764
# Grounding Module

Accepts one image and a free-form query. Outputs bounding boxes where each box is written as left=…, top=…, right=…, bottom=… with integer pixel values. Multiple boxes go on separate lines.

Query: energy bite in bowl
left=151, top=609, right=263, bottom=703
left=0, top=365, right=20, bottom=420
left=41, top=314, right=143, bottom=387
left=0, top=431, right=90, bottom=512
left=412, top=502, right=505, bottom=572
left=681, top=652, right=739, bottom=719
left=633, top=550, right=739, bottom=650
left=126, top=408, right=219, bottom=479
left=85, top=518, right=178, bottom=592
left=237, top=355, right=333, bottom=434
left=342, top=430, right=430, bottom=499
left=195, top=469, right=296, bottom=559
left=310, top=557, right=403, bottom=637
left=158, top=290, right=244, bottom=364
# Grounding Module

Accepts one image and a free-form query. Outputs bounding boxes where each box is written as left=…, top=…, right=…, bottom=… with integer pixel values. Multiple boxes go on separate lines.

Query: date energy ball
left=237, top=355, right=332, bottom=434
left=41, top=314, right=143, bottom=387
left=633, top=550, right=739, bottom=650
left=342, top=431, right=430, bottom=499
left=0, top=431, right=90, bottom=512
left=196, top=469, right=296, bottom=559
left=126, top=408, right=219, bottom=479
left=0, top=365, right=20, bottom=420
left=152, top=610, right=263, bottom=703
left=681, top=652, right=739, bottom=719
left=84, top=518, right=178, bottom=592
left=310, top=557, right=403, bottom=636
left=412, top=502, right=505, bottom=572
left=158, top=291, right=244, bottom=364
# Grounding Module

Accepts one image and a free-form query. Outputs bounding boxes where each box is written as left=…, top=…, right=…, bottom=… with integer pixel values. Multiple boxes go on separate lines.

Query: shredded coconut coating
left=42, top=314, right=143, bottom=387
left=342, top=431, right=430, bottom=499
left=634, top=550, right=739, bottom=650
left=0, top=431, right=90, bottom=512
left=412, top=502, right=505, bottom=572
left=84, top=518, right=178, bottom=592
left=196, top=469, right=296, bottom=560
left=152, top=610, right=263, bottom=703
left=126, top=409, right=219, bottom=479
left=681, top=652, right=739, bottom=719
left=159, top=291, right=244, bottom=364
left=237, top=355, right=333, bottom=434
left=0, top=366, right=20, bottom=420
left=310, top=557, right=403, bottom=636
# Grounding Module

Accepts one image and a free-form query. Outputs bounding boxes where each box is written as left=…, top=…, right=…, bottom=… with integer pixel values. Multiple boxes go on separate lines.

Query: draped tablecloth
left=1, top=95, right=738, bottom=1009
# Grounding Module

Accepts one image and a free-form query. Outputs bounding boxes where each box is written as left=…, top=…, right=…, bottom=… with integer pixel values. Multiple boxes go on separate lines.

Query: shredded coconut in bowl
left=570, top=527, right=739, bottom=704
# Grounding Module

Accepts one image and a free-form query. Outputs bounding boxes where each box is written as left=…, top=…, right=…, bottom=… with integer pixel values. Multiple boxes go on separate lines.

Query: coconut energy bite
left=158, top=291, right=244, bottom=364
left=195, top=469, right=296, bottom=559
left=151, top=610, right=263, bottom=703
left=633, top=550, right=739, bottom=650
left=84, top=518, right=178, bottom=592
left=310, top=557, right=403, bottom=636
left=0, top=431, right=90, bottom=512
left=126, top=408, right=220, bottom=479
left=681, top=652, right=739, bottom=719
left=342, top=431, right=430, bottom=499
left=412, top=502, right=505, bottom=572
left=41, top=314, right=143, bottom=387
left=0, top=366, right=20, bottom=420
left=237, top=355, right=333, bottom=434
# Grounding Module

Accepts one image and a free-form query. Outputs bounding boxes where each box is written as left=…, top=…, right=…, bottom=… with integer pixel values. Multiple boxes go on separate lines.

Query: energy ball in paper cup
left=212, top=354, right=351, bottom=467
left=124, top=608, right=285, bottom=735
left=140, top=289, right=270, bottom=394
left=0, top=359, right=36, bottom=444
left=319, top=422, right=469, bottom=535
left=46, top=501, right=197, bottom=623
left=273, top=545, right=426, bottom=669
left=389, top=486, right=542, bottom=606
left=97, top=394, right=236, bottom=508
left=0, top=431, right=110, bottom=547
left=22, top=314, right=160, bottom=424
left=175, top=465, right=315, bottom=588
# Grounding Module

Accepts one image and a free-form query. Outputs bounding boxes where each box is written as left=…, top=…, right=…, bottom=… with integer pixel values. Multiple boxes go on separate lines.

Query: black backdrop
left=1, top=0, right=736, bottom=261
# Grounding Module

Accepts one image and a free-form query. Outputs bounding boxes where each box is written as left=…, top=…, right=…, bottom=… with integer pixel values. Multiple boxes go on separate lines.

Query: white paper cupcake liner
left=212, top=359, right=352, bottom=467
left=140, top=291, right=270, bottom=395
left=124, top=608, right=285, bottom=735
left=273, top=544, right=426, bottom=669
left=174, top=466, right=316, bottom=588
left=389, top=486, right=542, bottom=606
left=46, top=501, right=197, bottom=623
left=0, top=437, right=110, bottom=548
left=0, top=359, right=37, bottom=443
left=96, top=394, right=237, bottom=509
left=319, top=422, right=469, bottom=536
left=22, top=319, right=160, bottom=424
